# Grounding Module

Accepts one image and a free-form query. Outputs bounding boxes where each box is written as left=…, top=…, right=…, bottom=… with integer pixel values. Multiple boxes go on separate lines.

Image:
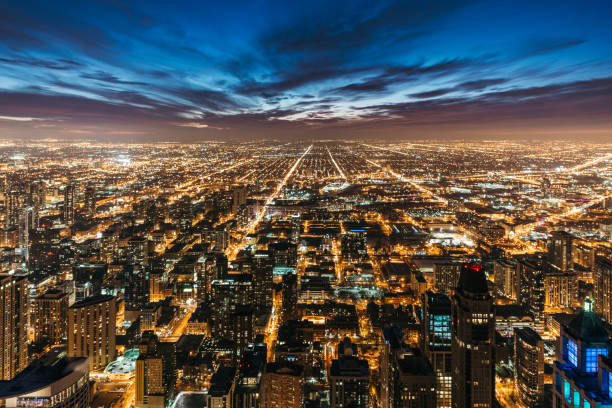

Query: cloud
left=67, top=129, right=94, bottom=134
left=81, top=71, right=146, bottom=85
left=176, top=122, right=209, bottom=128
left=0, top=56, right=82, bottom=70
left=0, top=115, right=44, bottom=122
left=107, top=131, right=146, bottom=135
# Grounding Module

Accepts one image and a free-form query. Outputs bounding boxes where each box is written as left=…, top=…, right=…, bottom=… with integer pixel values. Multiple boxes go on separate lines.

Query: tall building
left=68, top=295, right=116, bottom=371
left=434, top=262, right=462, bottom=294
left=392, top=348, right=437, bottom=408
left=329, top=339, right=370, bottom=408
left=34, top=288, right=69, bottom=345
left=594, top=256, right=612, bottom=323
left=0, top=275, right=28, bottom=380
left=235, top=342, right=266, bottom=408
left=84, top=185, right=96, bottom=219
left=207, top=366, right=237, bottom=408
left=136, top=332, right=165, bottom=408
left=63, top=184, right=75, bottom=226
left=232, top=185, right=247, bottom=215
left=493, top=259, right=516, bottom=299
left=210, top=274, right=253, bottom=348
left=451, top=264, right=495, bottom=408
left=281, top=272, right=298, bottom=322
left=552, top=299, right=612, bottom=408
left=544, top=269, right=577, bottom=309
left=261, top=362, right=303, bottom=408
left=4, top=191, right=22, bottom=229
left=517, top=256, right=545, bottom=328
left=29, top=180, right=46, bottom=208
left=252, top=250, right=273, bottom=313
left=514, top=327, right=544, bottom=407
left=0, top=349, right=89, bottom=408
left=548, top=231, right=573, bottom=272
left=420, top=291, right=452, bottom=408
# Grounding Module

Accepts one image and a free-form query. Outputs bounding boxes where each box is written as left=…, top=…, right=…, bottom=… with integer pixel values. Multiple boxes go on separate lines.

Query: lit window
left=585, top=348, right=608, bottom=373
left=564, top=380, right=571, bottom=403
left=567, top=339, right=578, bottom=367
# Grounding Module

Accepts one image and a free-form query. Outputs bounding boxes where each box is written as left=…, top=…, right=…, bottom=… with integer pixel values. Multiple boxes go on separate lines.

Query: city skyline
left=1, top=0, right=612, bottom=141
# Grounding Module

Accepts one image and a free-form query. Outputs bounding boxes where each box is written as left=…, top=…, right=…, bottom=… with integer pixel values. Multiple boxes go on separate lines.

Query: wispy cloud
left=0, top=115, right=43, bottom=121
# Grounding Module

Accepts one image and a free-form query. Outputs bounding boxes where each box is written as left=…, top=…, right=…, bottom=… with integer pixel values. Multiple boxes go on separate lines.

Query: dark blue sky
left=1, top=0, right=611, bottom=141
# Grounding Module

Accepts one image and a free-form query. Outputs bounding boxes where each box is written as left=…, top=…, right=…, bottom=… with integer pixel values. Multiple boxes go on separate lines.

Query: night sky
left=1, top=0, right=611, bottom=141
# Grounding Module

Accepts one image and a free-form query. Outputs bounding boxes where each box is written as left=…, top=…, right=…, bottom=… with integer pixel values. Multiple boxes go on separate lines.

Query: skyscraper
left=261, top=362, right=303, bottom=408
left=68, top=295, right=116, bottom=371
left=252, top=250, right=273, bottom=313
left=434, top=261, right=462, bottom=295
left=63, top=184, right=75, bottom=226
left=594, top=256, right=612, bottom=323
left=136, top=332, right=165, bottom=408
left=391, top=348, right=437, bottom=408
left=4, top=191, right=22, bottom=229
left=548, top=231, right=574, bottom=272
left=329, top=338, right=370, bottom=408
left=281, top=272, right=298, bottom=322
left=84, top=185, right=96, bottom=219
left=516, top=255, right=545, bottom=329
left=451, top=263, right=495, bottom=408
left=0, top=275, right=28, bottom=380
left=232, top=185, right=247, bottom=215
left=35, top=288, right=69, bottom=345
left=514, top=327, right=544, bottom=407
left=552, top=299, right=612, bottom=408
left=421, top=290, right=452, bottom=408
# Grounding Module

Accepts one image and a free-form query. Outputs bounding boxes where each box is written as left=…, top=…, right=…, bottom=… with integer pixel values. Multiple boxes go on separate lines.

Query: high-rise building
left=329, top=339, right=370, bottom=408
left=281, top=272, right=298, bottom=322
left=235, top=342, right=267, bottom=408
left=0, top=349, right=89, bottom=408
left=34, top=288, right=69, bottom=345
left=421, top=291, right=452, bottom=408
left=0, top=275, right=28, bottom=380
left=252, top=250, right=273, bottom=313
left=548, top=231, right=574, bottom=272
left=392, top=348, right=437, bottom=408
left=63, top=184, right=75, bottom=226
left=4, top=191, right=22, bottom=229
left=29, top=180, right=46, bottom=208
left=261, top=362, right=303, bottom=408
left=136, top=332, right=165, bottom=408
left=493, top=258, right=516, bottom=299
left=207, top=366, right=237, bottom=408
left=84, top=185, right=96, bottom=219
left=514, top=327, right=545, bottom=407
left=210, top=274, right=253, bottom=344
left=594, top=256, right=612, bottom=323
left=451, top=263, right=495, bottom=408
left=232, top=185, right=247, bottom=215
left=516, top=256, right=545, bottom=328
left=544, top=269, right=577, bottom=309
left=552, top=299, right=612, bottom=408
left=434, top=262, right=463, bottom=294
left=68, top=295, right=116, bottom=371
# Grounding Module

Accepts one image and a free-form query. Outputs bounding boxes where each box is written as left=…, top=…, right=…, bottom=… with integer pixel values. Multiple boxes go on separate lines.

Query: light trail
left=364, top=158, right=448, bottom=204
left=563, top=152, right=612, bottom=173
left=326, top=146, right=346, bottom=180
left=363, top=143, right=612, bottom=179
left=228, top=144, right=313, bottom=260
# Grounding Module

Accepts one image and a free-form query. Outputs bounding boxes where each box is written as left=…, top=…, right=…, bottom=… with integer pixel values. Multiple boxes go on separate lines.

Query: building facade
left=68, top=295, right=116, bottom=371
